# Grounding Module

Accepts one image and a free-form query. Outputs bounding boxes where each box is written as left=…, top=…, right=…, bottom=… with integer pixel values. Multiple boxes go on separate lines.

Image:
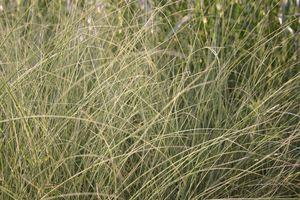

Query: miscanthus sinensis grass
left=0, top=0, right=299, bottom=199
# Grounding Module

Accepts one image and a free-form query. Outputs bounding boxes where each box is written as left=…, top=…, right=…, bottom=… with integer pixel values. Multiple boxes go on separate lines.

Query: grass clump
left=0, top=0, right=299, bottom=199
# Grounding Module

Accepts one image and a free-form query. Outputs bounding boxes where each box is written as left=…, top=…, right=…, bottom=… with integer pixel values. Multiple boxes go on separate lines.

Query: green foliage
left=0, top=0, right=299, bottom=199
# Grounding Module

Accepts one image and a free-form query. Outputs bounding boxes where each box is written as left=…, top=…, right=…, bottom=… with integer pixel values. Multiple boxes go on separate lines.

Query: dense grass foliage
left=0, top=0, right=299, bottom=199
